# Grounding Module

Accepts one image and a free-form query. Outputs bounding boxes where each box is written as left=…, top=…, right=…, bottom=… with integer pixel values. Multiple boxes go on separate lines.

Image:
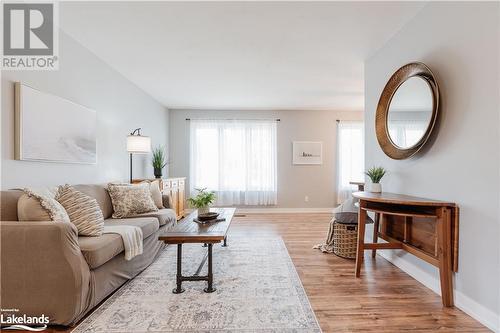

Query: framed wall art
left=292, top=141, right=322, bottom=165
left=15, top=82, right=97, bottom=164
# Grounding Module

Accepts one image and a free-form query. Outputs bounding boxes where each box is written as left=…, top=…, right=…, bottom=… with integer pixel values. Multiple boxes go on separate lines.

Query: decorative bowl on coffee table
left=197, top=212, right=219, bottom=221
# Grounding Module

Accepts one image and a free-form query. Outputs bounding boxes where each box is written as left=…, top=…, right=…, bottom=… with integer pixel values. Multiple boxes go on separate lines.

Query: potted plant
left=151, top=146, right=168, bottom=179
left=365, top=166, right=386, bottom=193
left=187, top=188, right=216, bottom=215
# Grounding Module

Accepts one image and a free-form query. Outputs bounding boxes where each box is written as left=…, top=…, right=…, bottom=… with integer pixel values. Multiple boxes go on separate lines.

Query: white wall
left=364, top=2, right=499, bottom=331
left=169, top=109, right=363, bottom=208
left=1, top=32, right=169, bottom=189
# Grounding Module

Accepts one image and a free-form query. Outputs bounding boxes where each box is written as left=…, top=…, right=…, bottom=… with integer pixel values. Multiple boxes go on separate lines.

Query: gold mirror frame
left=375, top=62, right=440, bottom=160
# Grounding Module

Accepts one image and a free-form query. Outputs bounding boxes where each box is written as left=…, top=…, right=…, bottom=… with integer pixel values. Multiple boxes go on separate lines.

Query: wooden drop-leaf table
left=352, top=192, right=459, bottom=307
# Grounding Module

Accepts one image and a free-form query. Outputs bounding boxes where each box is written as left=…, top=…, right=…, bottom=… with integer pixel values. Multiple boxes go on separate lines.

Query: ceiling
left=60, top=2, right=426, bottom=111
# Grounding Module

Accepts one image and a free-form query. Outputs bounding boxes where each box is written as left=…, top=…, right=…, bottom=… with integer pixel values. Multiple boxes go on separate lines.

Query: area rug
left=72, top=237, right=321, bottom=333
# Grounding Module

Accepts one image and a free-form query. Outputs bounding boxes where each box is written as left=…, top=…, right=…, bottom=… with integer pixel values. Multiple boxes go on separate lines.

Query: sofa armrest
left=0, top=221, right=91, bottom=325
left=162, top=193, right=173, bottom=209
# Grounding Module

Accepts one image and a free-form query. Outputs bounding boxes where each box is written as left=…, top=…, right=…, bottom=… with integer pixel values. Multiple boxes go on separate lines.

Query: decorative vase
left=369, top=183, right=382, bottom=193
left=198, top=206, right=210, bottom=215
left=154, top=168, right=162, bottom=179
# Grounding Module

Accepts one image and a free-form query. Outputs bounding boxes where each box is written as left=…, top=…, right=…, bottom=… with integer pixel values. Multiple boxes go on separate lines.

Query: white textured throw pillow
left=18, top=188, right=70, bottom=223
left=141, top=180, right=164, bottom=209
left=56, top=185, right=104, bottom=236
left=107, top=183, right=158, bottom=218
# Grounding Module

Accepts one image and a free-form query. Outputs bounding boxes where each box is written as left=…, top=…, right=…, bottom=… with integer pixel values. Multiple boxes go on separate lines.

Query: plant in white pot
left=365, top=166, right=386, bottom=193
left=187, top=188, right=216, bottom=216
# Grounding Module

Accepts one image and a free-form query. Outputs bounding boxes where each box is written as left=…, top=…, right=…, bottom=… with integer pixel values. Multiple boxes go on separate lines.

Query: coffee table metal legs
left=172, top=244, right=185, bottom=294
left=222, top=236, right=228, bottom=247
left=172, top=243, right=217, bottom=294
left=204, top=244, right=216, bottom=293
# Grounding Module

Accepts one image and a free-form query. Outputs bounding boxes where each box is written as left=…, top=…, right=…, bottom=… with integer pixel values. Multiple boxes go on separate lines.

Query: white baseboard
left=378, top=251, right=499, bottom=332
left=234, top=207, right=334, bottom=214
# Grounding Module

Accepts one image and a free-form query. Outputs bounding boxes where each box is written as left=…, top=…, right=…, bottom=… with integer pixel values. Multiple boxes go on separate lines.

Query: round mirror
left=387, top=77, right=434, bottom=149
left=375, top=63, right=439, bottom=160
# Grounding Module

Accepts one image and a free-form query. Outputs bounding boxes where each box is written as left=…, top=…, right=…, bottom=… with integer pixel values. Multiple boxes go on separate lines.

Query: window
left=336, top=121, right=364, bottom=204
left=189, top=119, right=277, bottom=206
left=388, top=120, right=428, bottom=148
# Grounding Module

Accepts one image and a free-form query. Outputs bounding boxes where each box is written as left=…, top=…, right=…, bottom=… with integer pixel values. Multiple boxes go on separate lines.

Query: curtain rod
left=186, top=118, right=280, bottom=121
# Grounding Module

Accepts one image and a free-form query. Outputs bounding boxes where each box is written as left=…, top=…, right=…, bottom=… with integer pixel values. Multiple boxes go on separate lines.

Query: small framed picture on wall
left=292, top=141, right=322, bottom=165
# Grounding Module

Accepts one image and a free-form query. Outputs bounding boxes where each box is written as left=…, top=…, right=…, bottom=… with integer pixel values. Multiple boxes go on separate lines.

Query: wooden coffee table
left=158, top=207, right=235, bottom=294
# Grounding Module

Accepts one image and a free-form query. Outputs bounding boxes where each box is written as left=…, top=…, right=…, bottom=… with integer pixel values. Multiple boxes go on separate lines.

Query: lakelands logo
left=1, top=309, right=49, bottom=331
left=2, top=2, right=59, bottom=70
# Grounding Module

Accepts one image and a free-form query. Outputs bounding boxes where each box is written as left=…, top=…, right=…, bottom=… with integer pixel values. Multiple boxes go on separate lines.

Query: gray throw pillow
left=333, top=197, right=373, bottom=224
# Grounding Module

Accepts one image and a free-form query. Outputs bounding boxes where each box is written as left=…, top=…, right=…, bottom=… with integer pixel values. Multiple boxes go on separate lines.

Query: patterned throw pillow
left=107, top=183, right=158, bottom=218
left=18, top=188, right=70, bottom=223
left=56, top=185, right=104, bottom=236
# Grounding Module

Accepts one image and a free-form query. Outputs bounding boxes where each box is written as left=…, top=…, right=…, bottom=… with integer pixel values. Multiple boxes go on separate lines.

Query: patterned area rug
left=72, top=237, right=321, bottom=332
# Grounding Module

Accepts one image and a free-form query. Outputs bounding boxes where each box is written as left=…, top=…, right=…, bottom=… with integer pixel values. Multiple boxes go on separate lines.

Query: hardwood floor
left=36, top=213, right=489, bottom=333
left=232, top=213, right=488, bottom=333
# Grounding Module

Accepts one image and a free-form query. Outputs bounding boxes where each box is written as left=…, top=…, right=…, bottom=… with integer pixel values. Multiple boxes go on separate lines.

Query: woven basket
left=332, top=221, right=358, bottom=259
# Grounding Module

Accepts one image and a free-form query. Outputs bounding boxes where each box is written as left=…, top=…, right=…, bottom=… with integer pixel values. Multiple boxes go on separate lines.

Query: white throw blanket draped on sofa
left=103, top=225, right=143, bottom=260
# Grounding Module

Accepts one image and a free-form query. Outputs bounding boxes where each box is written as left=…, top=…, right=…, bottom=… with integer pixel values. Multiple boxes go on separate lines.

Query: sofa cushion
left=78, top=217, right=159, bottom=269
left=73, top=184, right=113, bottom=219
left=78, top=233, right=123, bottom=269
left=104, top=217, right=159, bottom=239
left=132, top=209, right=176, bottom=227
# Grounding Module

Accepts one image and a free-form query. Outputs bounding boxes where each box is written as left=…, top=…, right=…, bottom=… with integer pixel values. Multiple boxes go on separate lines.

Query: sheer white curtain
left=336, top=121, right=364, bottom=204
left=388, top=120, right=428, bottom=148
left=190, top=119, right=277, bottom=206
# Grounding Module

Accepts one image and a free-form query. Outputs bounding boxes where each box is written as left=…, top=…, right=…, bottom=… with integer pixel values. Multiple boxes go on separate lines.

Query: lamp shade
left=127, top=135, right=151, bottom=153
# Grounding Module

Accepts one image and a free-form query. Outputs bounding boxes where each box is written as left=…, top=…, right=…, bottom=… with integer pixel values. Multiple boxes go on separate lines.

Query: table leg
left=355, top=202, right=367, bottom=277
left=172, top=244, right=185, bottom=294
left=222, top=236, right=228, bottom=247
left=204, top=243, right=216, bottom=293
left=437, top=207, right=454, bottom=307
left=372, top=213, right=380, bottom=258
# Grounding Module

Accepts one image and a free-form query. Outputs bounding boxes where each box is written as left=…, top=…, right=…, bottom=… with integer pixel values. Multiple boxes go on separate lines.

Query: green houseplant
left=365, top=166, right=386, bottom=193
left=187, top=188, right=216, bottom=215
left=151, top=146, right=168, bottom=179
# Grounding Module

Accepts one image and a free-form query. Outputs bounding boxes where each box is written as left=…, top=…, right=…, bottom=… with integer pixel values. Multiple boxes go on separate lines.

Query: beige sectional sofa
left=0, top=183, right=177, bottom=325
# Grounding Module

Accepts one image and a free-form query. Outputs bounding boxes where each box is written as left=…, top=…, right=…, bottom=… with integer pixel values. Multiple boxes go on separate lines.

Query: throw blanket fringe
left=103, top=225, right=143, bottom=260
left=313, top=219, right=335, bottom=253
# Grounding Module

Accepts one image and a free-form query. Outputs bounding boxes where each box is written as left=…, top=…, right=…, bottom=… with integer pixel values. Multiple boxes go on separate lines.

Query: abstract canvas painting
left=292, top=141, right=322, bottom=165
left=15, top=83, right=97, bottom=164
